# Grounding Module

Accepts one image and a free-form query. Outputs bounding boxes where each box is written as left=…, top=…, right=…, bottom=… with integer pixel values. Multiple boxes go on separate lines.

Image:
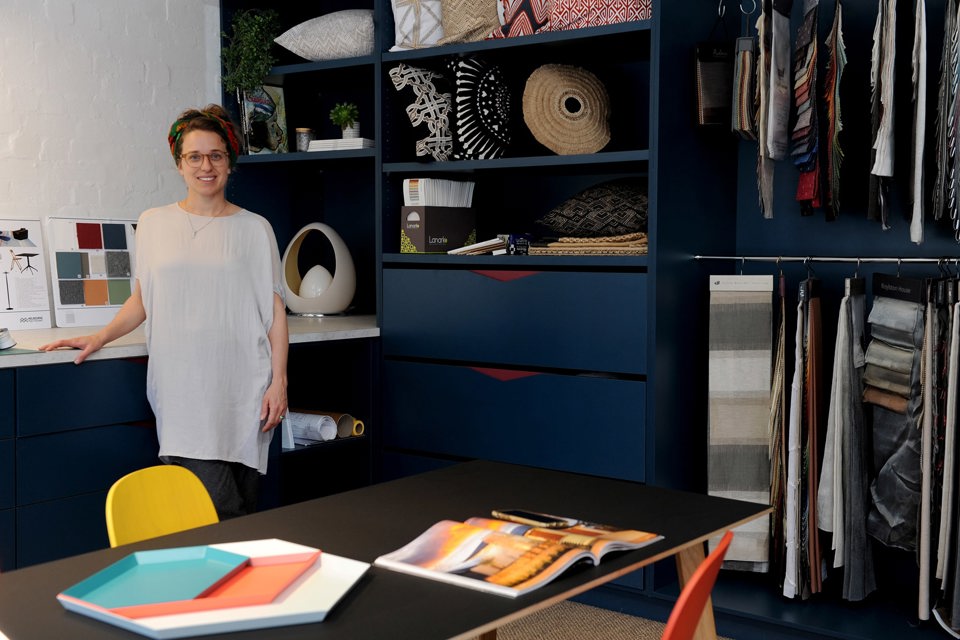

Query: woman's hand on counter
left=38, top=334, right=106, bottom=364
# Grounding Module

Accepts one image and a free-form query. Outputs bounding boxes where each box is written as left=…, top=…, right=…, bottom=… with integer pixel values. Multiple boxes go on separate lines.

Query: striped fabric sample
left=708, top=275, right=773, bottom=571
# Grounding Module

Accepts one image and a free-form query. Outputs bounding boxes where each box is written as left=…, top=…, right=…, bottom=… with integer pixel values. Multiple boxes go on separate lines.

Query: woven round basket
left=522, top=64, right=610, bottom=155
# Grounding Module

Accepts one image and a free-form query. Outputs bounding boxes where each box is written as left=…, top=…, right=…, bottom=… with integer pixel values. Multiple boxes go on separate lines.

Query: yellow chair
left=105, top=465, right=219, bottom=547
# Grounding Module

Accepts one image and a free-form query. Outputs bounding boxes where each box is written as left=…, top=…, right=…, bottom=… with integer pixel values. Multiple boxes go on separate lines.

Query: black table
left=0, top=461, right=770, bottom=640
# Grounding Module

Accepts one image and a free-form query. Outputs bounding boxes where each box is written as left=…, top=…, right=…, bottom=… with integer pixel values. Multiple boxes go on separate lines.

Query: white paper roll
left=287, top=411, right=337, bottom=442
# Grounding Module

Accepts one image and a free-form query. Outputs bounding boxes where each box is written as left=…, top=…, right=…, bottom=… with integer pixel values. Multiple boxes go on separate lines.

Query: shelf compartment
left=382, top=253, right=649, bottom=268
left=381, top=20, right=651, bottom=63
left=382, top=166, right=648, bottom=255
left=383, top=150, right=649, bottom=173
left=237, top=149, right=376, bottom=164
left=268, top=54, right=376, bottom=78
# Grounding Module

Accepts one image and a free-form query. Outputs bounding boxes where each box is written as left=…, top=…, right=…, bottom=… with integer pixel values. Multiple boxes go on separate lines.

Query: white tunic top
left=135, top=203, right=283, bottom=473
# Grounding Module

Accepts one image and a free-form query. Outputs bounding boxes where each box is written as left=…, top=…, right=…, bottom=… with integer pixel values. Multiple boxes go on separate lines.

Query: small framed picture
left=243, top=84, right=289, bottom=154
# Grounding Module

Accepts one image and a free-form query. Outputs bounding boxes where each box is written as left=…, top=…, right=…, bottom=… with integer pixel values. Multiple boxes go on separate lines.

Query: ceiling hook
left=740, top=0, right=757, bottom=14
left=718, top=0, right=726, bottom=18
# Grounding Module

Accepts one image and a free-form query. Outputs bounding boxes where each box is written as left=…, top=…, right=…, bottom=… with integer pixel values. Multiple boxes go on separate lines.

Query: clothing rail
left=694, top=255, right=954, bottom=264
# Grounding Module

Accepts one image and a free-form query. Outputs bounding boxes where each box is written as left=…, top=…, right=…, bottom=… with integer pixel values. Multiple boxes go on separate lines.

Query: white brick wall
left=0, top=0, right=221, bottom=222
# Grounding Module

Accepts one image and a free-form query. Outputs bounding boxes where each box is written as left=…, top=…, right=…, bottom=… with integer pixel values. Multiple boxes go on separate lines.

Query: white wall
left=0, top=0, right=222, bottom=222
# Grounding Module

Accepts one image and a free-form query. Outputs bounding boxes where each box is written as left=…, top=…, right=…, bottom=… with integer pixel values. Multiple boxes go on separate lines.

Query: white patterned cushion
left=390, top=0, right=444, bottom=51
left=447, top=56, right=511, bottom=159
left=274, top=10, right=374, bottom=61
left=389, top=64, right=453, bottom=161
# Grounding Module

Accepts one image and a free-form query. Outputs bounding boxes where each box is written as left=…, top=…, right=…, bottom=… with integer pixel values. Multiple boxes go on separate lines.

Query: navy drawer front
left=383, top=360, right=645, bottom=482
left=383, top=269, right=647, bottom=374
left=17, top=424, right=159, bottom=504
left=0, top=440, right=11, bottom=510
left=17, top=359, right=152, bottom=436
left=0, top=508, right=12, bottom=571
left=0, top=370, right=12, bottom=439
left=18, top=492, right=107, bottom=567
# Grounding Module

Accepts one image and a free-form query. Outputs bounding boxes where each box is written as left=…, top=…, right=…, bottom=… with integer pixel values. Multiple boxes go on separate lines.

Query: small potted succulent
left=329, top=102, right=360, bottom=139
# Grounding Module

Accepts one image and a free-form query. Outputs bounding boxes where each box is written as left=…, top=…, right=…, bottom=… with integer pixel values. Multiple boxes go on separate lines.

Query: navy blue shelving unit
left=215, top=0, right=956, bottom=637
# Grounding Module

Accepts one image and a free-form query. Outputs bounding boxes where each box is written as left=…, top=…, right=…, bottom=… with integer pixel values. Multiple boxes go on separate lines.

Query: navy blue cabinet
left=11, top=359, right=157, bottom=567
left=377, top=17, right=653, bottom=482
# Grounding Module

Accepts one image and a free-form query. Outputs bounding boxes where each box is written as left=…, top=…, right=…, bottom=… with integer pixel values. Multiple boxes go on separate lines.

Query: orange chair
left=662, top=530, right=733, bottom=640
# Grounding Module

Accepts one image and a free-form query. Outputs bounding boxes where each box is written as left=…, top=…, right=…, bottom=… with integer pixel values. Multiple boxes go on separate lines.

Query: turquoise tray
left=60, top=546, right=249, bottom=609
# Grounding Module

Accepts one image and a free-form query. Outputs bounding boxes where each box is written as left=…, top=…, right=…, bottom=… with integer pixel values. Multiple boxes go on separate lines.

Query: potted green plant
left=220, top=8, right=281, bottom=150
left=329, top=102, right=360, bottom=139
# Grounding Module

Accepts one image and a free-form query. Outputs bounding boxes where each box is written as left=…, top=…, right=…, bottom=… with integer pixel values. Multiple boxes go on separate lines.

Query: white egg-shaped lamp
left=281, top=223, right=356, bottom=315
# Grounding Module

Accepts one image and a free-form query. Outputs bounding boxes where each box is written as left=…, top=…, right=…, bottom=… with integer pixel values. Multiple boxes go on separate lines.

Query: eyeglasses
left=180, top=151, right=229, bottom=167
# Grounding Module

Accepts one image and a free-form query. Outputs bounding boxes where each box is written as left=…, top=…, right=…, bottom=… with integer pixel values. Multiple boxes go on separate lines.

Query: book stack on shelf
left=306, top=138, right=374, bottom=151
left=448, top=237, right=507, bottom=256
left=400, top=178, right=477, bottom=253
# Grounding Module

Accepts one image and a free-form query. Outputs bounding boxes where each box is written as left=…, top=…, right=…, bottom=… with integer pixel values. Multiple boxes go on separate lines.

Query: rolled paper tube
left=286, top=411, right=337, bottom=442
left=313, top=411, right=364, bottom=438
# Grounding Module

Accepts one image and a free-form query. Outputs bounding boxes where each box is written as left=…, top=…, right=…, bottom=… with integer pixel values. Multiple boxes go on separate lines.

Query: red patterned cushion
left=549, top=0, right=651, bottom=31
left=487, top=0, right=552, bottom=39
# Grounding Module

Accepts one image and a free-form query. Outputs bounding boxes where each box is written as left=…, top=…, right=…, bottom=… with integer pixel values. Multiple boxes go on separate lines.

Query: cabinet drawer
left=383, top=269, right=647, bottom=374
left=0, top=440, right=11, bottom=510
left=18, top=492, right=107, bottom=567
left=0, top=508, right=12, bottom=571
left=17, top=359, right=152, bottom=436
left=17, top=424, right=159, bottom=504
left=0, top=370, right=12, bottom=439
left=383, top=360, right=645, bottom=481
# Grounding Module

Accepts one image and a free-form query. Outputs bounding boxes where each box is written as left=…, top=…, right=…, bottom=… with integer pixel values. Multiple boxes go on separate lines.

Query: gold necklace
left=181, top=200, right=229, bottom=238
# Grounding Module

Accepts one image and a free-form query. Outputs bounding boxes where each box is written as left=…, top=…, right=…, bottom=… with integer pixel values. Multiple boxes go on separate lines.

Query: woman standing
left=40, top=105, right=288, bottom=519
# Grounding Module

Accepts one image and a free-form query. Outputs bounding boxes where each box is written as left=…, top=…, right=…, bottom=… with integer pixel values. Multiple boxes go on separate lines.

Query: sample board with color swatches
left=44, top=217, right=137, bottom=327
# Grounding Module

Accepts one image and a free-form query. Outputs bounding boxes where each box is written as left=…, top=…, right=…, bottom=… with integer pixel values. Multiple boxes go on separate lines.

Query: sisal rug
left=473, top=601, right=736, bottom=640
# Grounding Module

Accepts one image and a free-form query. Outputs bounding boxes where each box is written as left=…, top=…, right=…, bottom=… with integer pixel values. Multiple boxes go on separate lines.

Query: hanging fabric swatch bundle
left=791, top=0, right=821, bottom=217
left=823, top=0, right=845, bottom=219
left=931, top=0, right=960, bottom=239
left=783, top=275, right=824, bottom=598
left=817, top=275, right=876, bottom=601
left=707, top=275, right=774, bottom=571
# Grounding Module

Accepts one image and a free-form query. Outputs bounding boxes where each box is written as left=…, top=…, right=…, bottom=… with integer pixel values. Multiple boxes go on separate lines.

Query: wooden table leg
left=675, top=542, right=718, bottom=640
left=478, top=630, right=497, bottom=640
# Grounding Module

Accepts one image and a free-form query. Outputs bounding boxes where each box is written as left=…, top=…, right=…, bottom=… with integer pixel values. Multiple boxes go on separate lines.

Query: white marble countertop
left=0, top=314, right=379, bottom=368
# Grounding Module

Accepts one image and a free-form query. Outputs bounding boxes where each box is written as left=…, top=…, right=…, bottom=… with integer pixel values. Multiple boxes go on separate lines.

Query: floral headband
left=167, top=110, right=241, bottom=166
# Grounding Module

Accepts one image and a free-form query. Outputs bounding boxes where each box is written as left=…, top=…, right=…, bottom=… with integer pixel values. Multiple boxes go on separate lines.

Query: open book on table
left=373, top=515, right=662, bottom=597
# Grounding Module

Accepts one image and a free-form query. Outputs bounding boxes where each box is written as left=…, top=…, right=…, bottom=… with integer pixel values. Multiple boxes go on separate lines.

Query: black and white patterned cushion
left=389, top=63, right=453, bottom=161
left=537, top=178, right=648, bottom=237
left=447, top=56, right=511, bottom=160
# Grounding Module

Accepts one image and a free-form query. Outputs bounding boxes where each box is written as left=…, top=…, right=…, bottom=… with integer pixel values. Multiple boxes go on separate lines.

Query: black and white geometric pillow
left=388, top=63, right=453, bottom=161
left=447, top=56, right=511, bottom=160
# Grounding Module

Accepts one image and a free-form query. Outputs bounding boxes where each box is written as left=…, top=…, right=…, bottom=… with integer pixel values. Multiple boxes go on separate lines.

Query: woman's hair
left=167, top=104, right=241, bottom=168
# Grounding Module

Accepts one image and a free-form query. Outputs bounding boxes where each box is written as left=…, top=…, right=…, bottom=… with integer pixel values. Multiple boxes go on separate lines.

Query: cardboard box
left=400, top=206, right=476, bottom=253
